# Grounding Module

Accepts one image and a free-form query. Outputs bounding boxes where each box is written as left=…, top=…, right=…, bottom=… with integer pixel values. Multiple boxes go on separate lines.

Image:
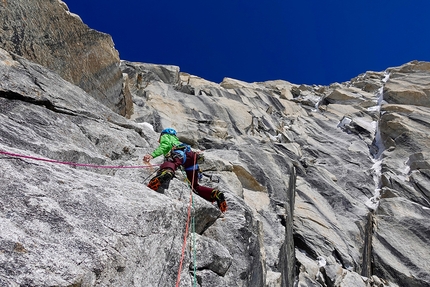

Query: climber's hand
left=143, top=154, right=153, bottom=163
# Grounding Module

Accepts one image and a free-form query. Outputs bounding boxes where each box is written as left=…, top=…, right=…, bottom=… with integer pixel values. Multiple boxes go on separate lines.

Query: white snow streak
left=366, top=71, right=390, bottom=212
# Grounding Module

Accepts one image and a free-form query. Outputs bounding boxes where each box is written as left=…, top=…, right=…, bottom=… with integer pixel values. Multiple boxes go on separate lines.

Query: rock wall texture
left=1, top=3, right=430, bottom=287
left=0, top=0, right=133, bottom=117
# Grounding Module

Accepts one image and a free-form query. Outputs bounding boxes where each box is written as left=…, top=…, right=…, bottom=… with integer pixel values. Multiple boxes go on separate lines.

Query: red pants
left=185, top=170, right=214, bottom=202
left=160, top=151, right=214, bottom=202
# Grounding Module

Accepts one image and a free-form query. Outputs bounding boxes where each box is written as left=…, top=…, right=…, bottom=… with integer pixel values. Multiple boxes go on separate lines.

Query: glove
left=143, top=154, right=153, bottom=163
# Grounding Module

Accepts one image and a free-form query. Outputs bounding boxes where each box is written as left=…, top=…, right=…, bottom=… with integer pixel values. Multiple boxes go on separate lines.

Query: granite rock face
left=0, top=0, right=132, bottom=117
left=372, top=62, right=430, bottom=287
left=1, top=3, right=430, bottom=287
left=120, top=58, right=430, bottom=287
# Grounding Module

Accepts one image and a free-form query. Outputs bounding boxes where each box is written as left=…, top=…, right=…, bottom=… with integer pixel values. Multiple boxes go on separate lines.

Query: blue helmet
left=160, top=128, right=177, bottom=136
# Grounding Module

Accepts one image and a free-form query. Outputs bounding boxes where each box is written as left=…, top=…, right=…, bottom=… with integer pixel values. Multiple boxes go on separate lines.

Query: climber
left=143, top=128, right=227, bottom=213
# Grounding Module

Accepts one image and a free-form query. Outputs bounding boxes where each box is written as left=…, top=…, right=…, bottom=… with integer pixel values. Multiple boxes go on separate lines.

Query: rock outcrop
left=0, top=0, right=133, bottom=117
left=0, top=3, right=429, bottom=287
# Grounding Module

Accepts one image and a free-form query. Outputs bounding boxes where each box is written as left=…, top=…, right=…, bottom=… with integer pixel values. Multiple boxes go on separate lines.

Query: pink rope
left=0, top=150, right=159, bottom=169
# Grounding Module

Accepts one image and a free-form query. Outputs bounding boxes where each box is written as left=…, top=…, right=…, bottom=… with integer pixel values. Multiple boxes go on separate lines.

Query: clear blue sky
left=66, top=0, right=430, bottom=85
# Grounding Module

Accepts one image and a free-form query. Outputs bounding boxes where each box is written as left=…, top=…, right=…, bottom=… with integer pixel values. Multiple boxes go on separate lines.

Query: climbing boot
left=211, top=189, right=227, bottom=213
left=147, top=169, right=174, bottom=194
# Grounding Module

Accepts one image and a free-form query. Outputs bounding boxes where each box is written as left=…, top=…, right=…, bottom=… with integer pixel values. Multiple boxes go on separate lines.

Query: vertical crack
left=362, top=71, right=390, bottom=279
left=361, top=212, right=374, bottom=277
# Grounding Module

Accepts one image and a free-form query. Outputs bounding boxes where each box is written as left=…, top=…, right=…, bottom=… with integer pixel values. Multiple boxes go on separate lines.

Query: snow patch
left=365, top=160, right=382, bottom=210
left=367, top=105, right=380, bottom=113
left=317, top=256, right=326, bottom=267
left=366, top=72, right=389, bottom=211
left=365, top=189, right=381, bottom=211
left=382, top=72, right=390, bottom=83
left=371, top=160, right=382, bottom=178
left=268, top=133, right=281, bottom=142
left=139, top=122, right=155, bottom=131
left=337, top=117, right=352, bottom=129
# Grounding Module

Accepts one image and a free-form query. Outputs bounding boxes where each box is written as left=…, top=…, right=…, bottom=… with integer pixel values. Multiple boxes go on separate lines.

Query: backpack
left=172, top=143, right=204, bottom=170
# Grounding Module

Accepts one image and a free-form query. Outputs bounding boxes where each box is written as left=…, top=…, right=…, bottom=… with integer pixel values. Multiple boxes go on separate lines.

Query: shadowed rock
left=0, top=0, right=132, bottom=117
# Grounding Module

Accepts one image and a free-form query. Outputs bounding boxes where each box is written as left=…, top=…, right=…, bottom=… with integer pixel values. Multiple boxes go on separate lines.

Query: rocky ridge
left=0, top=0, right=133, bottom=118
left=1, top=1, right=430, bottom=287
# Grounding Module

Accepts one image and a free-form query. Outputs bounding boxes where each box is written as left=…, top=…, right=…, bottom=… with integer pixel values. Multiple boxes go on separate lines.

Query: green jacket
left=150, top=133, right=181, bottom=158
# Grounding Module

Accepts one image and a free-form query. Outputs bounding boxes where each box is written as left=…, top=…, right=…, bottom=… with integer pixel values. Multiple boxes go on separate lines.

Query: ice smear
left=337, top=116, right=352, bottom=129
left=366, top=72, right=390, bottom=211
left=367, top=105, right=380, bottom=113
left=382, top=72, right=390, bottom=83
left=317, top=256, right=326, bottom=267
left=365, top=159, right=382, bottom=210
left=139, top=122, right=155, bottom=131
